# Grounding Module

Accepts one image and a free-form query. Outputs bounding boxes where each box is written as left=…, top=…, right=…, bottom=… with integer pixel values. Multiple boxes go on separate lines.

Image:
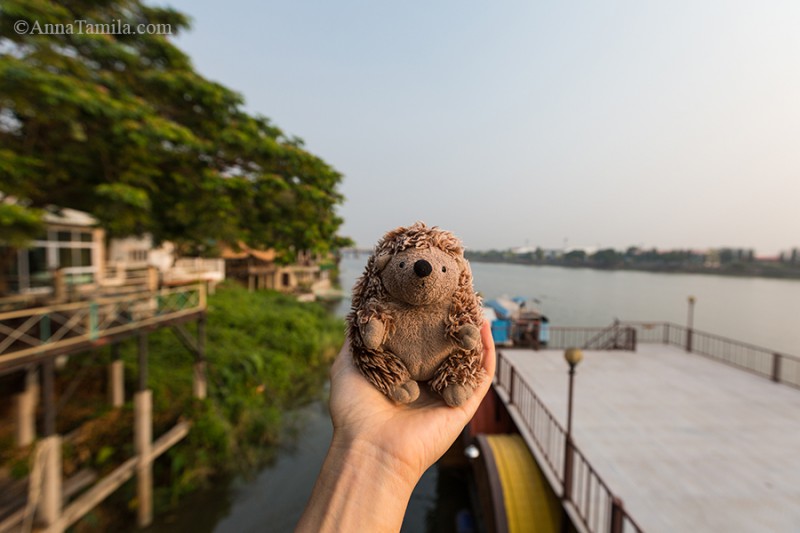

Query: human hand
left=328, top=320, right=496, bottom=485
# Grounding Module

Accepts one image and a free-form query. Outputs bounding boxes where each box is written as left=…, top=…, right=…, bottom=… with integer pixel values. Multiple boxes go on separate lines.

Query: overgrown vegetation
left=0, top=283, right=343, bottom=528
left=168, top=283, right=343, bottom=479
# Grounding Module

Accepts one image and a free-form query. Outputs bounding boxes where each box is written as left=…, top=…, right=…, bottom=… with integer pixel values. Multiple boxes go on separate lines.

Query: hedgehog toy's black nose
left=413, top=259, right=432, bottom=278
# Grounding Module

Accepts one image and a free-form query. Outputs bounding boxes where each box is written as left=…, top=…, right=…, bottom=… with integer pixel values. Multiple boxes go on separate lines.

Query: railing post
left=772, top=353, right=781, bottom=383
left=89, top=302, right=99, bottom=340
left=663, top=323, right=670, bottom=345
left=609, top=497, right=625, bottom=533
left=508, top=364, right=515, bottom=405
left=562, top=437, right=573, bottom=501
left=41, top=313, right=51, bottom=343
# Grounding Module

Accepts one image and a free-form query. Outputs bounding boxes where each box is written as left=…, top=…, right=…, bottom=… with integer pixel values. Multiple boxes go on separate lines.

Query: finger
left=480, top=320, right=497, bottom=380
left=451, top=321, right=497, bottom=421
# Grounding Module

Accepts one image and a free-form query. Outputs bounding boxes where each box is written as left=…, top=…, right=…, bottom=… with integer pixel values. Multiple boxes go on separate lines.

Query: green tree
left=0, top=0, right=348, bottom=258
left=564, top=250, right=586, bottom=264
left=591, top=248, right=622, bottom=268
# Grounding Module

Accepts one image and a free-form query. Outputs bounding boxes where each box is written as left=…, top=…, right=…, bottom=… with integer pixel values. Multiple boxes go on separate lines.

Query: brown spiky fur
left=347, top=222, right=484, bottom=406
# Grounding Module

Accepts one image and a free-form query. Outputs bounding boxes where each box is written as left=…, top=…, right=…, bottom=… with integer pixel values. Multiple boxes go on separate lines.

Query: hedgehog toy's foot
left=389, top=380, right=420, bottom=404
left=442, top=384, right=471, bottom=407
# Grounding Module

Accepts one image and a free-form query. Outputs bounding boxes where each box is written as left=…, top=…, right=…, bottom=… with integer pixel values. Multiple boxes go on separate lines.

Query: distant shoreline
left=465, top=256, right=800, bottom=281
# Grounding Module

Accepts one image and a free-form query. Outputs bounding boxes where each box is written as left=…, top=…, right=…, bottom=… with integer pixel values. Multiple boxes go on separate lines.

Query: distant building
left=222, top=244, right=332, bottom=295
left=1, top=207, right=105, bottom=296
left=1, top=206, right=225, bottom=302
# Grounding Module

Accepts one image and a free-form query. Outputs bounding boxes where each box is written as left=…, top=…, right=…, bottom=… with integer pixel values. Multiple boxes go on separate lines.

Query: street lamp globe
left=564, top=347, right=583, bottom=367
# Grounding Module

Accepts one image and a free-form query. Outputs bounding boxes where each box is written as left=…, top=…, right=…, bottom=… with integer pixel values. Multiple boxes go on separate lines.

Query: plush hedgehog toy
left=347, top=222, right=484, bottom=407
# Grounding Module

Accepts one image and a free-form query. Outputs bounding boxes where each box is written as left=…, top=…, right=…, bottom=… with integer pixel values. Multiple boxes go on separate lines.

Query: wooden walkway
left=0, top=286, right=207, bottom=531
left=502, top=344, right=800, bottom=533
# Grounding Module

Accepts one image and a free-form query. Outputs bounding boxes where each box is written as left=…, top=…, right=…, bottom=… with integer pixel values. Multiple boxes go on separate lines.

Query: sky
left=162, top=1, right=800, bottom=254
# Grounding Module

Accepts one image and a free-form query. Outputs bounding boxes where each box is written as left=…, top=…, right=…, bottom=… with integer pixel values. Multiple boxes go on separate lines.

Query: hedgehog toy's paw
left=389, top=380, right=420, bottom=404
left=457, top=324, right=480, bottom=351
left=362, top=318, right=386, bottom=350
left=442, top=383, right=471, bottom=407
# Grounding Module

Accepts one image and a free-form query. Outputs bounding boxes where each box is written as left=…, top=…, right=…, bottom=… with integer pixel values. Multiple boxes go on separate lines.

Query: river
left=148, top=256, right=800, bottom=532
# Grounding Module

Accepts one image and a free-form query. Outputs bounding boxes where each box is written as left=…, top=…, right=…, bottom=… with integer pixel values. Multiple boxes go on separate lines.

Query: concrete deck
left=503, top=344, right=800, bottom=533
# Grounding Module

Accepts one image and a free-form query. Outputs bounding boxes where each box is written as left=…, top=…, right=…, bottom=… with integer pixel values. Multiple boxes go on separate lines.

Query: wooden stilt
left=134, top=390, right=153, bottom=527
left=193, top=361, right=207, bottom=400
left=193, top=317, right=207, bottom=400
left=37, top=435, right=64, bottom=531
left=135, top=332, right=152, bottom=527
left=109, top=344, right=124, bottom=407
left=14, top=367, right=38, bottom=446
left=42, top=358, right=56, bottom=438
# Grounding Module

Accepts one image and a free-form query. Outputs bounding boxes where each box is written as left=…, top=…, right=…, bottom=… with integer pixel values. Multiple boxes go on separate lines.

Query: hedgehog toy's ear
left=374, top=254, right=392, bottom=272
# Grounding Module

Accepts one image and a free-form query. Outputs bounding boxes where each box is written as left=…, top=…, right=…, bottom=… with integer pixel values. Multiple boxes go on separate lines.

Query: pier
left=470, top=322, right=800, bottom=532
left=0, top=285, right=207, bottom=532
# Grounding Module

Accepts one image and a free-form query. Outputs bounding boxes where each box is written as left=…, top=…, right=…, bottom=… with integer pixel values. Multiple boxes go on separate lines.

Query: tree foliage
left=0, top=0, right=350, bottom=256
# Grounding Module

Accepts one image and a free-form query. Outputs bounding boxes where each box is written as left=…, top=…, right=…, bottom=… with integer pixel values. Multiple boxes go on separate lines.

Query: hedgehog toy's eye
left=442, top=266, right=447, bottom=273
left=399, top=262, right=405, bottom=268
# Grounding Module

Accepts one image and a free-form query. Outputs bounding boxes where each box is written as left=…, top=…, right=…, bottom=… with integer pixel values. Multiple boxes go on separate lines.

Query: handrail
left=0, top=285, right=206, bottom=367
left=496, top=353, right=645, bottom=533
left=618, top=321, right=800, bottom=389
left=545, top=326, right=637, bottom=352
left=581, top=322, right=620, bottom=350
left=0, top=285, right=200, bottom=321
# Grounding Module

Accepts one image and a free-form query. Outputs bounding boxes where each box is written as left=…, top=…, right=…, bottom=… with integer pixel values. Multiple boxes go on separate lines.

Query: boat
left=483, top=296, right=549, bottom=348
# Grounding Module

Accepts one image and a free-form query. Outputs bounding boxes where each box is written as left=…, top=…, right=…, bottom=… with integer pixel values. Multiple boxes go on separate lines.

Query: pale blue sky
left=163, top=1, right=800, bottom=254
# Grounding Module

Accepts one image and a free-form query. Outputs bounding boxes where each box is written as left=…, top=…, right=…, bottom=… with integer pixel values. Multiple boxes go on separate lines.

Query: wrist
left=297, top=433, right=419, bottom=532
left=330, top=431, right=422, bottom=491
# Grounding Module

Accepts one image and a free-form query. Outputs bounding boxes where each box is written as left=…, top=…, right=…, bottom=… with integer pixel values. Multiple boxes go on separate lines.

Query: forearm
left=296, top=435, right=418, bottom=533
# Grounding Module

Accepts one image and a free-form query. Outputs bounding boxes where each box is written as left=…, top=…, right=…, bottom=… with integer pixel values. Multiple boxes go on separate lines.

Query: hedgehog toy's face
left=378, top=246, right=461, bottom=306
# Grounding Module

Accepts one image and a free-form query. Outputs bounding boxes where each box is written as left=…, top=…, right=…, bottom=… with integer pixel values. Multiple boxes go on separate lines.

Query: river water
left=149, top=256, right=800, bottom=532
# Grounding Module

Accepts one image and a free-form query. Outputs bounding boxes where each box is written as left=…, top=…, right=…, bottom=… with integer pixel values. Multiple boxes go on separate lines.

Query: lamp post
left=562, top=348, right=583, bottom=503
left=686, top=295, right=696, bottom=352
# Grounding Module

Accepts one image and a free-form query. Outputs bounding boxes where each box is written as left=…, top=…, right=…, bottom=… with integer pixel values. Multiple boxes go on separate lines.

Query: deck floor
left=503, top=344, right=800, bottom=533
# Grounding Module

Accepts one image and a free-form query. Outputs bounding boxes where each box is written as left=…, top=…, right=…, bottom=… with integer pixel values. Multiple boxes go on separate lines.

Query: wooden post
left=14, top=367, right=39, bottom=446
left=53, top=269, right=66, bottom=302
left=37, top=435, right=64, bottom=531
left=135, top=332, right=153, bottom=527
left=147, top=266, right=158, bottom=292
left=109, top=344, right=124, bottom=407
left=43, top=358, right=56, bottom=438
left=134, top=390, right=153, bottom=527
left=193, top=316, right=208, bottom=400
left=38, top=359, right=63, bottom=530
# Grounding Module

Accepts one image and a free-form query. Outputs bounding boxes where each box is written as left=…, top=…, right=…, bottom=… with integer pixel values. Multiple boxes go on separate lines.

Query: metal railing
left=0, top=285, right=206, bottom=367
left=496, top=353, right=644, bottom=533
left=546, top=326, right=637, bottom=351
left=619, top=321, right=800, bottom=390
